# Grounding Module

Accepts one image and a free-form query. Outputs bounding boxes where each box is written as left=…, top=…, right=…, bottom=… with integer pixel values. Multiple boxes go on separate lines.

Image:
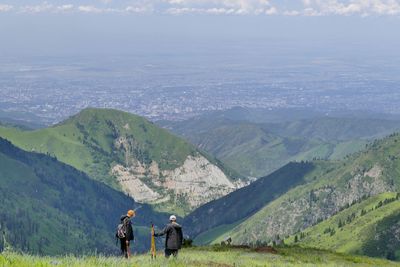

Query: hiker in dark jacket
left=119, top=210, right=135, bottom=258
left=154, top=215, right=183, bottom=258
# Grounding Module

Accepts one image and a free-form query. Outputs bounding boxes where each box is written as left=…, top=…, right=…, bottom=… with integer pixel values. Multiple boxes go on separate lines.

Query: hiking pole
left=150, top=222, right=156, bottom=259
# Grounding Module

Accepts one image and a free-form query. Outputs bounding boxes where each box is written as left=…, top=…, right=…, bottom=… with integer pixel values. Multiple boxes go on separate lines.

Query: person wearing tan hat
left=117, top=209, right=135, bottom=258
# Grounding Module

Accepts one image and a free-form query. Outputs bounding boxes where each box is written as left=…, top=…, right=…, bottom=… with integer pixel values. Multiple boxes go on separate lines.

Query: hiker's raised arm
left=154, top=225, right=169, bottom=237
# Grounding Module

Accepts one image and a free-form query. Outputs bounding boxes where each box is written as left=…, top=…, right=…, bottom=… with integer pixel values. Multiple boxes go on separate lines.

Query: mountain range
left=0, top=108, right=243, bottom=215
left=2, top=107, right=400, bottom=261
left=162, top=108, right=400, bottom=177
left=185, top=132, right=400, bottom=260
left=0, top=137, right=166, bottom=255
left=286, top=192, right=400, bottom=260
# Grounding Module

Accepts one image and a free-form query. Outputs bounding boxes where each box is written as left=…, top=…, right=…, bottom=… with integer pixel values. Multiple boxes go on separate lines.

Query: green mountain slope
left=0, top=108, right=241, bottom=214
left=210, top=134, right=400, bottom=257
left=184, top=132, right=400, bottom=260
left=0, top=137, right=166, bottom=255
left=0, top=108, right=197, bottom=186
left=162, top=114, right=393, bottom=177
left=270, top=117, right=400, bottom=141
left=286, top=192, right=400, bottom=260
left=183, top=162, right=317, bottom=241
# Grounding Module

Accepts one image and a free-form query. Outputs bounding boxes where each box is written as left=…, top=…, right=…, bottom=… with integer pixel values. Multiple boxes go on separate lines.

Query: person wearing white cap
left=153, top=215, right=183, bottom=258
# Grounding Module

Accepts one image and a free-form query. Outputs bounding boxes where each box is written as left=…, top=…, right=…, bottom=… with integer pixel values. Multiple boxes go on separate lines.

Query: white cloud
left=76, top=5, right=124, bottom=13
left=57, top=4, right=74, bottom=12
left=305, top=0, right=400, bottom=16
left=78, top=5, right=103, bottom=13
left=19, top=3, right=53, bottom=13
left=165, top=7, right=235, bottom=15
left=2, top=0, right=400, bottom=16
left=163, top=0, right=399, bottom=16
left=283, top=10, right=300, bottom=16
left=265, top=6, right=277, bottom=15
left=166, top=0, right=186, bottom=4
left=205, top=8, right=235, bottom=14
left=163, top=0, right=278, bottom=15
left=303, top=7, right=321, bottom=16
left=165, top=7, right=191, bottom=14
left=0, top=4, right=13, bottom=12
left=126, top=6, right=149, bottom=13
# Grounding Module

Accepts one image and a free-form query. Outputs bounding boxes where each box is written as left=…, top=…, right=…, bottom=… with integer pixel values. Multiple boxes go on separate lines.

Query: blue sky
left=0, top=0, right=400, bottom=16
left=0, top=1, right=400, bottom=57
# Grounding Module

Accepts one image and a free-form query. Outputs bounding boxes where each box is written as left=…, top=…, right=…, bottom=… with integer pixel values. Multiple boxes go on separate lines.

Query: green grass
left=285, top=193, right=400, bottom=257
left=164, top=115, right=385, bottom=178
left=0, top=137, right=166, bottom=255
left=194, top=219, right=245, bottom=245
left=0, top=108, right=199, bottom=187
left=184, top=162, right=316, bottom=239
left=329, top=140, right=369, bottom=160
left=1, top=246, right=398, bottom=267
left=199, top=133, right=400, bottom=260
left=0, top=108, right=236, bottom=213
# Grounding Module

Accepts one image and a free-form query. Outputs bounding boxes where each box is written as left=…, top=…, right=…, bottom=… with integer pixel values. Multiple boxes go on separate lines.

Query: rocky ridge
left=112, top=154, right=237, bottom=209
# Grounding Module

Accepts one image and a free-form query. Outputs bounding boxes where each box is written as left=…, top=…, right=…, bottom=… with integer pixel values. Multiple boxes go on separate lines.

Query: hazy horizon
left=1, top=1, right=400, bottom=123
left=1, top=1, right=400, bottom=57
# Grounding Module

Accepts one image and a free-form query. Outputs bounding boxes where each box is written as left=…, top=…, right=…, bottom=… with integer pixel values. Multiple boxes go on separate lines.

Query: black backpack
left=116, top=217, right=129, bottom=239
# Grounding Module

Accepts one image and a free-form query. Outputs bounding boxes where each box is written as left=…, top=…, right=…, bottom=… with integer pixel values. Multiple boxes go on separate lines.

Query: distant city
left=1, top=55, right=400, bottom=125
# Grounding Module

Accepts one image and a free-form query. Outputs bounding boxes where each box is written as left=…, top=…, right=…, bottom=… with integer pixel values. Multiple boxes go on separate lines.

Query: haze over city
left=1, top=0, right=400, bottom=124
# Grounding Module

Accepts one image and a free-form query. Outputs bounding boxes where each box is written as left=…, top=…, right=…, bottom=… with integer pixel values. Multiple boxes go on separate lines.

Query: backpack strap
left=123, top=217, right=130, bottom=226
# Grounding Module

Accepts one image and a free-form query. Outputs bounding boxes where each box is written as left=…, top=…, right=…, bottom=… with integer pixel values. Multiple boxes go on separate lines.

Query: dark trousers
left=120, top=238, right=130, bottom=258
left=165, top=248, right=178, bottom=258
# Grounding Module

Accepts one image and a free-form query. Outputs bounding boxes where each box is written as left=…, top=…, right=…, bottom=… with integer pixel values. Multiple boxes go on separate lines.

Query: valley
left=162, top=108, right=400, bottom=177
left=0, top=137, right=167, bottom=254
left=188, top=133, right=400, bottom=260
left=0, top=108, right=243, bottom=215
left=1, top=107, right=400, bottom=262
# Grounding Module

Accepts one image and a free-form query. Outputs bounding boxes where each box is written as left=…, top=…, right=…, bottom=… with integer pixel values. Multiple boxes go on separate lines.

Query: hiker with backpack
left=116, top=210, right=135, bottom=258
left=153, top=215, right=183, bottom=258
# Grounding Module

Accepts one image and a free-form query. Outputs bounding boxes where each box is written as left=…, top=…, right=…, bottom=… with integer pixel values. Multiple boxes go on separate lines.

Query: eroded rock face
left=111, top=153, right=236, bottom=210
left=233, top=164, right=395, bottom=244
left=111, top=133, right=240, bottom=211
left=111, top=164, right=161, bottom=203
left=161, top=155, right=236, bottom=208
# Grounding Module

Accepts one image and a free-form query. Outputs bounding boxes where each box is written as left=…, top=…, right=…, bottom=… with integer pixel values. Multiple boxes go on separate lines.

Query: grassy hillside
left=174, top=106, right=325, bottom=124
left=162, top=114, right=398, bottom=177
left=185, top=133, right=400, bottom=260
left=0, top=137, right=167, bottom=255
left=0, top=108, right=197, bottom=187
left=0, top=108, right=241, bottom=214
left=184, top=162, right=317, bottom=240
left=1, top=246, right=399, bottom=267
left=285, top=192, right=400, bottom=260
left=166, top=118, right=328, bottom=178
left=270, top=117, right=400, bottom=141
left=208, top=133, right=400, bottom=257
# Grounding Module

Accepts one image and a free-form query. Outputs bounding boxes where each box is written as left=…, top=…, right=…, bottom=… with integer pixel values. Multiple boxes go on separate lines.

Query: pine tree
left=361, top=209, right=367, bottom=216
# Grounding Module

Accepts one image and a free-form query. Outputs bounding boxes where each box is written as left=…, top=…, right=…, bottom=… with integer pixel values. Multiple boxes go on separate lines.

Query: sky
left=1, top=0, right=400, bottom=16
left=0, top=1, right=400, bottom=58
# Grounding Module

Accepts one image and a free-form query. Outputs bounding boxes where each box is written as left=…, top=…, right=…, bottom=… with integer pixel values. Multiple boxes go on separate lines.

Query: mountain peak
left=0, top=108, right=241, bottom=215
left=60, top=107, right=144, bottom=125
